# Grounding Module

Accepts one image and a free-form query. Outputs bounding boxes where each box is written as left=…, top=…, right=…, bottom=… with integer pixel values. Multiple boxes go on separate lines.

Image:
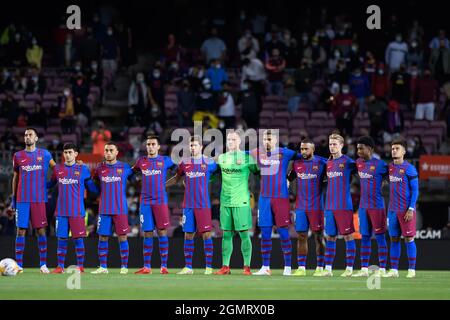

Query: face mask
left=153, top=71, right=160, bottom=78
left=107, top=30, right=113, bottom=36
left=342, top=89, right=349, bottom=94
left=378, top=70, right=384, bottom=75
left=151, top=107, right=159, bottom=113
left=236, top=125, right=244, bottom=130
left=396, top=37, right=402, bottom=42
left=130, top=205, right=137, bottom=212
left=215, top=64, right=221, bottom=69
left=3, top=71, right=9, bottom=78
left=223, top=92, right=229, bottom=98
left=245, top=32, right=251, bottom=38
left=91, top=63, right=98, bottom=70
left=32, top=40, right=37, bottom=45
left=411, top=42, right=418, bottom=48
left=354, top=72, right=361, bottom=77
left=302, top=36, right=308, bottom=42
left=52, top=139, right=60, bottom=145
left=75, top=65, right=81, bottom=71
left=64, top=90, right=70, bottom=96
left=334, top=51, right=340, bottom=58
left=284, top=34, right=291, bottom=40
left=351, top=46, right=358, bottom=52
left=32, top=76, right=38, bottom=82
left=219, top=121, right=225, bottom=129
left=129, top=188, right=136, bottom=196
left=137, top=77, right=144, bottom=83
left=411, top=70, right=418, bottom=76
left=204, top=84, right=211, bottom=90
left=66, top=39, right=72, bottom=45
left=241, top=83, right=249, bottom=91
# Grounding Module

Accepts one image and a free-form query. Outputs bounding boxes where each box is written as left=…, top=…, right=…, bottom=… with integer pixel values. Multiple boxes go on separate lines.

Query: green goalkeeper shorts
left=220, top=205, right=253, bottom=231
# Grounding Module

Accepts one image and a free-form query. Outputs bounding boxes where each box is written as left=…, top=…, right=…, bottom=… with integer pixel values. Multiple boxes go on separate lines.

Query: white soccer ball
left=0, top=258, right=20, bottom=276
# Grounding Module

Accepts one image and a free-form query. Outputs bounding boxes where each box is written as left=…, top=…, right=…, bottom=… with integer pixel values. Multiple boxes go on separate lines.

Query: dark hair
left=147, top=135, right=160, bottom=145
left=391, top=139, right=407, bottom=150
left=190, top=135, right=202, bottom=144
left=63, top=143, right=78, bottom=152
left=105, top=141, right=119, bottom=149
left=25, top=127, right=38, bottom=137
left=300, top=138, right=315, bottom=145
left=357, top=136, right=375, bottom=149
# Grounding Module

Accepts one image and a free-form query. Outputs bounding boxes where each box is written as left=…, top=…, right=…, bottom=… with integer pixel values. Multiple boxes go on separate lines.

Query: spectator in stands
left=331, top=84, right=357, bottom=137
left=101, top=26, right=120, bottom=90
left=331, top=58, right=350, bottom=86
left=91, top=120, right=111, bottom=155
left=238, top=80, right=259, bottom=129
left=72, top=72, right=91, bottom=124
left=364, top=51, right=377, bottom=81
left=148, top=64, right=166, bottom=125
left=410, top=135, right=427, bottom=157
left=429, top=39, right=450, bottom=86
left=371, top=63, right=389, bottom=101
left=407, top=39, right=424, bottom=70
left=349, top=66, right=370, bottom=113
left=0, top=68, right=13, bottom=93
left=408, top=20, right=424, bottom=45
left=443, top=80, right=450, bottom=137
left=265, top=48, right=286, bottom=96
left=7, top=33, right=26, bottom=67
left=0, top=130, right=19, bottom=151
left=26, top=37, right=43, bottom=70
left=206, top=59, right=228, bottom=92
left=28, top=102, right=47, bottom=129
left=282, top=29, right=300, bottom=68
left=1, top=92, right=20, bottom=126
left=63, top=34, right=76, bottom=68
left=10, top=68, right=27, bottom=94
left=58, top=87, right=77, bottom=134
left=367, top=95, right=387, bottom=140
left=217, top=81, right=236, bottom=129
left=409, top=63, right=420, bottom=102
left=15, top=107, right=29, bottom=127
left=163, top=33, right=184, bottom=68
left=265, top=26, right=286, bottom=58
left=390, top=64, right=411, bottom=108
left=284, top=76, right=300, bottom=113
left=383, top=99, right=404, bottom=135
left=25, top=67, right=46, bottom=96
left=78, top=27, right=101, bottom=67
left=414, top=67, right=439, bottom=121
left=346, top=42, right=363, bottom=71
left=87, top=60, right=103, bottom=88
left=328, top=49, right=342, bottom=75
left=177, top=79, right=196, bottom=127
left=201, top=27, right=227, bottom=64
left=91, top=13, right=107, bottom=43
left=293, top=58, right=316, bottom=109
left=128, top=72, right=153, bottom=126
left=188, top=61, right=207, bottom=92
left=385, top=33, right=408, bottom=72
left=238, top=29, right=260, bottom=61
left=0, top=199, right=15, bottom=235
left=47, top=133, right=63, bottom=152
left=195, top=78, right=217, bottom=113
left=303, top=36, right=327, bottom=75
left=429, top=29, right=449, bottom=50
left=114, top=22, right=136, bottom=68
left=241, top=57, right=266, bottom=113
left=142, top=105, right=164, bottom=136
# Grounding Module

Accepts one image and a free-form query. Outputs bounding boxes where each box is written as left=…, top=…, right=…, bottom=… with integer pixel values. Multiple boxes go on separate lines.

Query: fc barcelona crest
left=74, top=171, right=80, bottom=176
left=313, top=165, right=319, bottom=171
left=399, top=169, right=405, bottom=174
left=117, top=169, right=123, bottom=174
left=157, top=161, right=163, bottom=167
left=37, top=156, right=43, bottom=162
left=201, top=164, right=207, bottom=170
left=339, top=163, right=345, bottom=169
left=370, top=166, right=376, bottom=171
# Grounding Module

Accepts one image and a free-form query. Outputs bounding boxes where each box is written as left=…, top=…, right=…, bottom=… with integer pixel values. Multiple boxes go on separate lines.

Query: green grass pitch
left=1, top=269, right=449, bottom=300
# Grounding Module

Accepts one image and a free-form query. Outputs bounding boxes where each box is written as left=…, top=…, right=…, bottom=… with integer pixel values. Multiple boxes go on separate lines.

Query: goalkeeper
left=214, top=131, right=259, bottom=275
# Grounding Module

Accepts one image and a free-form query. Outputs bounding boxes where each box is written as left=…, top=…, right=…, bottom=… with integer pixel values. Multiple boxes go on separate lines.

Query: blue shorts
left=16, top=202, right=47, bottom=229
left=139, top=204, right=170, bottom=232
left=359, top=208, right=387, bottom=236
left=324, top=210, right=338, bottom=237
left=56, top=216, right=86, bottom=238
left=182, top=208, right=213, bottom=233
left=295, top=210, right=324, bottom=232
left=97, top=214, right=129, bottom=236
left=257, top=196, right=291, bottom=228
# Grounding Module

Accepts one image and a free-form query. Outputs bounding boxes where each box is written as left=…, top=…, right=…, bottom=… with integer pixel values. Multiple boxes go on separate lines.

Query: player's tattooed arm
left=287, top=169, right=296, bottom=182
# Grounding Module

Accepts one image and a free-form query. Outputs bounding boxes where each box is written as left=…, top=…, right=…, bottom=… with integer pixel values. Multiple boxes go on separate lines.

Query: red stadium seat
left=310, top=111, right=328, bottom=120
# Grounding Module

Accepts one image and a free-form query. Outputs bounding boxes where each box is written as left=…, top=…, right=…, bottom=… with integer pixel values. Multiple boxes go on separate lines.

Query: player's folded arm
left=84, top=178, right=100, bottom=195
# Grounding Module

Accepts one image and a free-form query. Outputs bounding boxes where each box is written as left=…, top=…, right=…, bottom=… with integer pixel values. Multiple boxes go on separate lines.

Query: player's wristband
left=408, top=207, right=415, bottom=211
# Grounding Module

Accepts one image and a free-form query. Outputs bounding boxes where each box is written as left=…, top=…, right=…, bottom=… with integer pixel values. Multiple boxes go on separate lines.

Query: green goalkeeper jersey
left=217, top=150, right=259, bottom=207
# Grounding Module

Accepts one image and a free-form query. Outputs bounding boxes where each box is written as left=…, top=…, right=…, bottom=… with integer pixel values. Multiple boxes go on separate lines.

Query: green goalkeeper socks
left=222, top=231, right=234, bottom=266
left=239, top=231, right=252, bottom=266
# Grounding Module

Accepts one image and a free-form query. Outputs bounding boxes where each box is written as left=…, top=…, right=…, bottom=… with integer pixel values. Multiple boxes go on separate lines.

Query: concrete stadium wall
left=0, top=237, right=449, bottom=270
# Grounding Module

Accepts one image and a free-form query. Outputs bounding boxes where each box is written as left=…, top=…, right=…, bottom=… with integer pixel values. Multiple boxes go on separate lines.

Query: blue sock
left=260, top=227, right=272, bottom=267
left=297, top=254, right=307, bottom=268
left=98, top=240, right=108, bottom=268
left=143, top=237, right=153, bottom=269
left=74, top=238, right=85, bottom=268
left=184, top=239, right=195, bottom=269
left=375, top=234, right=387, bottom=269
left=346, top=240, right=356, bottom=268
left=37, top=235, right=47, bottom=267
left=203, top=238, right=213, bottom=268
left=15, top=235, right=25, bottom=268
left=406, top=240, right=417, bottom=270
left=325, top=240, right=336, bottom=268
left=57, top=239, right=68, bottom=268
left=159, top=236, right=169, bottom=268
left=317, top=255, right=324, bottom=268
left=119, top=240, right=129, bottom=268
left=360, top=236, right=371, bottom=268
left=390, top=240, right=401, bottom=270
left=278, top=228, right=292, bottom=268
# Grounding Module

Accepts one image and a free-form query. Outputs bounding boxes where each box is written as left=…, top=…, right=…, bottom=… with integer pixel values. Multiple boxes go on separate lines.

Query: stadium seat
left=128, top=127, right=146, bottom=135
left=24, top=93, right=42, bottom=101
left=61, top=134, right=77, bottom=143
left=310, top=111, right=328, bottom=120
left=288, top=119, right=305, bottom=129
left=274, top=111, right=290, bottom=121
left=412, top=120, right=429, bottom=129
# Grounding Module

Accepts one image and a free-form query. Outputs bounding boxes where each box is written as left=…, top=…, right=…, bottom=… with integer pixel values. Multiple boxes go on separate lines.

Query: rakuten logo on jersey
left=389, top=175, right=402, bottom=182
left=358, top=172, right=374, bottom=179
left=21, top=165, right=43, bottom=172
left=186, top=171, right=206, bottom=178
left=142, top=169, right=162, bottom=176
left=58, top=178, right=79, bottom=185
left=101, top=176, right=122, bottom=183
left=260, top=159, right=280, bottom=166
left=297, top=173, right=318, bottom=180
left=327, top=171, right=343, bottom=178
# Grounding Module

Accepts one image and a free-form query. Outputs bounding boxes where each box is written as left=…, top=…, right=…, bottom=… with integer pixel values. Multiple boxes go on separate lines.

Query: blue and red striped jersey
left=292, top=156, right=327, bottom=211
left=325, top=155, right=357, bottom=211
left=13, top=148, right=53, bottom=203
left=357, top=157, right=388, bottom=209
left=177, top=156, right=217, bottom=208
left=94, top=161, right=134, bottom=215
left=132, top=155, right=176, bottom=205
left=388, top=161, right=419, bottom=212
left=250, top=147, right=297, bottom=198
left=51, top=164, right=92, bottom=217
